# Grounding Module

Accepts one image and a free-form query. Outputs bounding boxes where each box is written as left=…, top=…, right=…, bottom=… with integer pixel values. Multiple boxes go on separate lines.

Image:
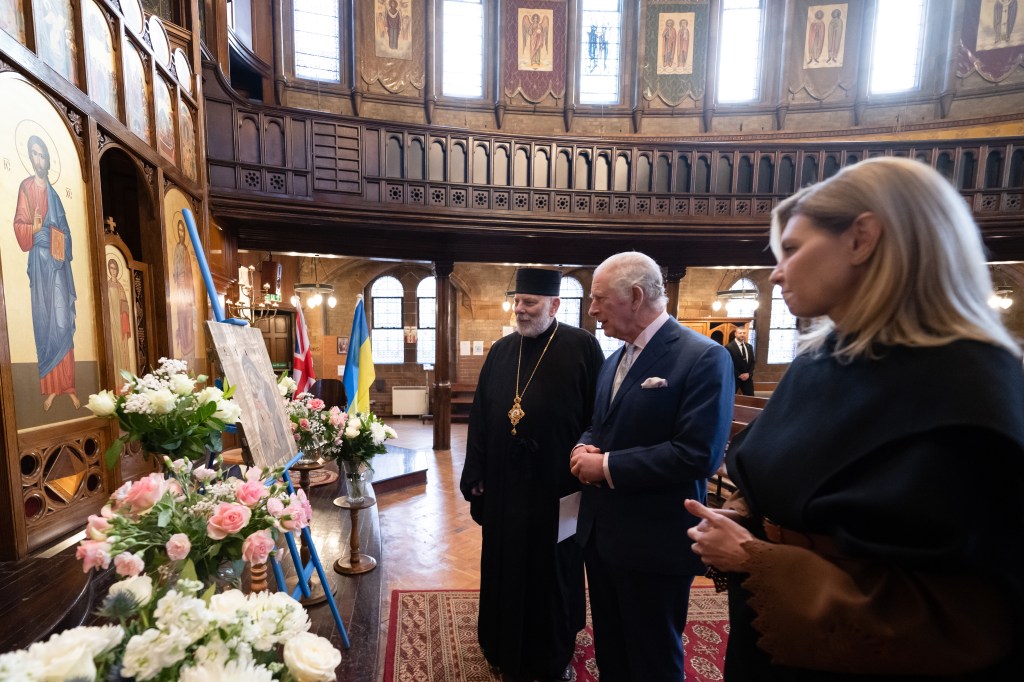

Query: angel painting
left=518, top=8, right=553, bottom=71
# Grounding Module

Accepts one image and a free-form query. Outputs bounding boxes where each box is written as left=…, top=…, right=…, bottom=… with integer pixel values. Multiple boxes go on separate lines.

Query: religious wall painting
left=978, top=0, right=1022, bottom=50
left=179, top=105, right=197, bottom=181
left=958, top=0, right=1024, bottom=82
left=173, top=48, right=193, bottom=95
left=162, top=189, right=205, bottom=366
left=123, top=43, right=151, bottom=144
left=0, top=76, right=99, bottom=430
left=155, top=77, right=176, bottom=163
left=804, top=4, right=846, bottom=69
left=518, top=8, right=553, bottom=72
left=374, top=0, right=412, bottom=60
left=84, top=0, right=120, bottom=117
left=121, top=0, right=145, bottom=36
left=640, top=1, right=709, bottom=107
left=503, top=1, right=567, bottom=103
left=656, top=12, right=694, bottom=75
left=148, top=15, right=171, bottom=66
left=33, top=0, right=79, bottom=86
left=104, top=244, right=138, bottom=384
left=0, top=0, right=25, bottom=43
left=362, top=0, right=424, bottom=94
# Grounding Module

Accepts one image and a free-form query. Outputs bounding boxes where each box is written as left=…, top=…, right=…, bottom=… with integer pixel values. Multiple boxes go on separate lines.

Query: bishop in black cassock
left=460, top=268, right=604, bottom=681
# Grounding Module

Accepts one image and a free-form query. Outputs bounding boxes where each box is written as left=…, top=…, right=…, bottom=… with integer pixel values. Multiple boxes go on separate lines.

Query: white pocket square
left=641, top=377, right=668, bottom=389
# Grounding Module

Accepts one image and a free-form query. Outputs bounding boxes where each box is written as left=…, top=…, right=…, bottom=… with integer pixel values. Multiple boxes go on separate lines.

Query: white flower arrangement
left=0, top=579, right=341, bottom=682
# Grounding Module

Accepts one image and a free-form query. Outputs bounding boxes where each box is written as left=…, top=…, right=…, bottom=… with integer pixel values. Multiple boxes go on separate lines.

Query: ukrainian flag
left=343, top=296, right=375, bottom=414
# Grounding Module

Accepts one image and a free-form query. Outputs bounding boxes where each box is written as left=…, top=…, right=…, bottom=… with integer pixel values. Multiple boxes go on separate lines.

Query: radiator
left=392, top=386, right=429, bottom=416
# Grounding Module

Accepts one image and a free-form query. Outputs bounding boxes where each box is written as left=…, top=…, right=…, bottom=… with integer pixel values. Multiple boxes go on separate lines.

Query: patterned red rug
left=384, top=585, right=728, bottom=681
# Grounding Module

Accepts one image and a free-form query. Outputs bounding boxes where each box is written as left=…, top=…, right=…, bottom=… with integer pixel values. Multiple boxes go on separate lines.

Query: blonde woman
left=686, top=157, right=1024, bottom=681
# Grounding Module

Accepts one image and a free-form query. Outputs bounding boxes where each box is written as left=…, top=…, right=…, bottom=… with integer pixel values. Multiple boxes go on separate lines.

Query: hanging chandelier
left=291, top=254, right=337, bottom=309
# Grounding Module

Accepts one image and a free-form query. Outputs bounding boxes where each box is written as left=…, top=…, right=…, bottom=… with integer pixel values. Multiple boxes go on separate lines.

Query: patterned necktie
left=611, top=344, right=635, bottom=400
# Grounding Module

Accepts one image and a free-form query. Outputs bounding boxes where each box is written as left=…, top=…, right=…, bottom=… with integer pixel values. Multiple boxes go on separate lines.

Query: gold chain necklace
left=508, top=321, right=558, bottom=435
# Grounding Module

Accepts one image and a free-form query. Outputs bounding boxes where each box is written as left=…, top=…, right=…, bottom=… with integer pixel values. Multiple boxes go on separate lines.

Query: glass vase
left=213, top=559, right=243, bottom=592
left=342, top=460, right=368, bottom=504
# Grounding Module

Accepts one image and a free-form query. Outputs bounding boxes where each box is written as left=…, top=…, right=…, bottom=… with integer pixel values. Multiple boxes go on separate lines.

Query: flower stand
left=332, top=487, right=377, bottom=575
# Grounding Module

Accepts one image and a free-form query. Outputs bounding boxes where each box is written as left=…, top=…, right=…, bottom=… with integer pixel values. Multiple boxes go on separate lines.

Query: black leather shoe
left=557, top=664, right=572, bottom=681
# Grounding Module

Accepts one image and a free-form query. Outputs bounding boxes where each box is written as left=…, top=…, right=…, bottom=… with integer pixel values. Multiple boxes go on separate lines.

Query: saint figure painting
left=519, top=9, right=553, bottom=72
left=13, top=134, right=79, bottom=411
left=804, top=4, right=846, bottom=69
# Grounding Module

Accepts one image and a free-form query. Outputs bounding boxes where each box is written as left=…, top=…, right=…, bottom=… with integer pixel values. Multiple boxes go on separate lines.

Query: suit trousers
left=584, top=537, right=695, bottom=681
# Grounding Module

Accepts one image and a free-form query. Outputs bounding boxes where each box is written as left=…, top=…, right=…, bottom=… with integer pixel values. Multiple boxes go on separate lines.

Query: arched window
left=556, top=276, right=584, bottom=327
left=293, top=0, right=341, bottom=81
left=442, top=0, right=485, bottom=98
left=725, top=278, right=759, bottom=346
left=767, top=285, right=798, bottom=364
left=370, top=276, right=404, bottom=364
left=579, top=0, right=623, bottom=104
left=717, top=0, right=765, bottom=103
left=416, top=277, right=436, bottom=365
left=595, top=322, right=623, bottom=358
left=869, top=0, right=926, bottom=95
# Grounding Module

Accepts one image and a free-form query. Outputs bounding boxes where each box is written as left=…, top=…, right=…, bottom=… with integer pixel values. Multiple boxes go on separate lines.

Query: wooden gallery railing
left=205, top=105, right=1024, bottom=227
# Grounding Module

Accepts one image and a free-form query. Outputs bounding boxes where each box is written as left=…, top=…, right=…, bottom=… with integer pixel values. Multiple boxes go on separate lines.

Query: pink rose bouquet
left=285, top=392, right=347, bottom=458
left=76, top=456, right=310, bottom=586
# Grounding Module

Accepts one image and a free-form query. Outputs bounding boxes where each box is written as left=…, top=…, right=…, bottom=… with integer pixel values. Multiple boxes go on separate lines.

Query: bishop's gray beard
left=517, top=315, right=554, bottom=338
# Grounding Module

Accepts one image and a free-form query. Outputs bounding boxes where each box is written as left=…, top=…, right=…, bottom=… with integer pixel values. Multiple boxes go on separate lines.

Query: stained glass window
left=579, top=0, right=622, bottom=104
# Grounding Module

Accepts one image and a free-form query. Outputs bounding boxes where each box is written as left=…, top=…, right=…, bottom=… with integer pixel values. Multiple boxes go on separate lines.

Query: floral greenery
left=86, top=358, right=243, bottom=466
left=0, top=576, right=341, bottom=681
left=323, top=411, right=397, bottom=471
left=76, top=457, right=311, bottom=585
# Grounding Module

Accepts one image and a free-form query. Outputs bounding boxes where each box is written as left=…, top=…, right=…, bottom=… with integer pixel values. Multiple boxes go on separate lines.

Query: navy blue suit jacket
left=577, top=319, right=734, bottom=575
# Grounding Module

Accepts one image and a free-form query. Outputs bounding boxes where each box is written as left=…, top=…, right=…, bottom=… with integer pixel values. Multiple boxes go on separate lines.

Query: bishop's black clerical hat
left=509, top=268, right=562, bottom=296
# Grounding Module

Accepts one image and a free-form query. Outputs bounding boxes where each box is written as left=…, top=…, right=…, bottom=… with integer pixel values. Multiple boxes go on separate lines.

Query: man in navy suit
left=570, top=252, right=733, bottom=681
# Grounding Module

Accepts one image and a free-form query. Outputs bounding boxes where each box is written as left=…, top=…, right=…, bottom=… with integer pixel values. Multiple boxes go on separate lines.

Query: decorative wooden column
left=665, top=266, right=687, bottom=319
left=432, top=260, right=454, bottom=450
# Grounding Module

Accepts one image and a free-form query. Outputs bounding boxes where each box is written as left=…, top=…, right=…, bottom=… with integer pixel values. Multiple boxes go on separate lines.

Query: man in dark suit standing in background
left=727, top=326, right=756, bottom=396
left=570, top=252, right=733, bottom=681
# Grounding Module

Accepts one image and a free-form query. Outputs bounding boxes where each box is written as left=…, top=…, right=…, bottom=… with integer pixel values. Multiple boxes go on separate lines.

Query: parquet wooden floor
left=373, top=419, right=481, bottom=678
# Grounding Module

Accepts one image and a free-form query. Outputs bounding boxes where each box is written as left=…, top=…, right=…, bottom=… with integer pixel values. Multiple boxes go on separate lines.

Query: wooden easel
left=182, top=208, right=350, bottom=648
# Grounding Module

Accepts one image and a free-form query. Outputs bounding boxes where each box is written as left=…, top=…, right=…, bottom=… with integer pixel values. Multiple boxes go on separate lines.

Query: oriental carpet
left=384, top=585, right=728, bottom=681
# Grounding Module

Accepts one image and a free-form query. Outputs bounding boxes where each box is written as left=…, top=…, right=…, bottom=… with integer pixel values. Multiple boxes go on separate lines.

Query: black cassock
left=460, top=321, right=604, bottom=679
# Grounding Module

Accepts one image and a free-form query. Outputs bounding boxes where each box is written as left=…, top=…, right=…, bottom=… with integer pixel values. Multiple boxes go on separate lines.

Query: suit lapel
left=604, top=322, right=680, bottom=417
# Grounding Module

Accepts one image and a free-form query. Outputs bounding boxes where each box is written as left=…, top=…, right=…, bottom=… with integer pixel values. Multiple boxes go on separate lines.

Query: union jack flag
left=293, top=306, right=316, bottom=394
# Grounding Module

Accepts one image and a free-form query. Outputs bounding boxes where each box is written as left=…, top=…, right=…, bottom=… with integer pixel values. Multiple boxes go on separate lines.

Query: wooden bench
left=451, top=383, right=476, bottom=422
left=709, top=396, right=766, bottom=504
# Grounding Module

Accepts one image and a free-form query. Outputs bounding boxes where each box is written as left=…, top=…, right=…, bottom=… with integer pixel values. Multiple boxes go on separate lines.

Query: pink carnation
left=165, top=533, right=191, bottom=561
left=329, top=408, right=347, bottom=428
left=114, top=552, right=145, bottom=577
left=236, top=479, right=269, bottom=507
left=76, top=540, right=113, bottom=572
left=266, top=497, right=285, bottom=517
left=241, top=529, right=276, bottom=564
left=86, top=514, right=112, bottom=541
left=295, top=489, right=313, bottom=524
left=207, top=502, right=252, bottom=540
left=278, top=502, right=309, bottom=531
left=121, top=473, right=167, bottom=513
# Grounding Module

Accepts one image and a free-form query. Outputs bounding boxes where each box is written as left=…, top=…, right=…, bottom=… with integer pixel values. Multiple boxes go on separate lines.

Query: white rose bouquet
left=86, top=357, right=242, bottom=466
left=324, top=411, right=397, bottom=471
left=0, top=578, right=342, bottom=681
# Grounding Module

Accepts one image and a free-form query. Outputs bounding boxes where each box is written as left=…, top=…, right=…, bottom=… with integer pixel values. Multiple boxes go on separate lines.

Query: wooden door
left=255, top=312, right=293, bottom=371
